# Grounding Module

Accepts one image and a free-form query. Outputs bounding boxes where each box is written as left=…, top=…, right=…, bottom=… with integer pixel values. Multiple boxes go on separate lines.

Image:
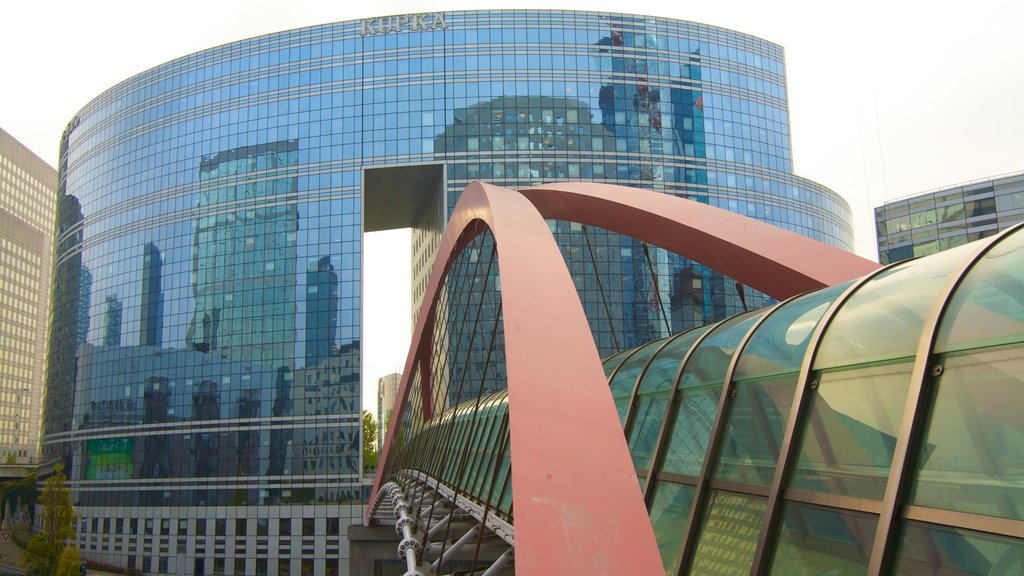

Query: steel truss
left=370, top=470, right=514, bottom=576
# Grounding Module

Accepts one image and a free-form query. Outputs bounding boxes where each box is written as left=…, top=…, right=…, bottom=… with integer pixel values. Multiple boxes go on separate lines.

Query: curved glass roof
left=610, top=224, right=1024, bottom=575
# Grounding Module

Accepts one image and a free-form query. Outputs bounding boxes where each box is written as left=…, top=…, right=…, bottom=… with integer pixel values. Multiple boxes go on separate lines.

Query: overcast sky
left=3, top=0, right=1022, bottom=416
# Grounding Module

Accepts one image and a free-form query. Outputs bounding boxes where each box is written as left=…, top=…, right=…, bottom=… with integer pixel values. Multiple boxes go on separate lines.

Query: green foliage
left=23, top=466, right=75, bottom=576
left=54, top=545, right=80, bottom=576
left=362, top=410, right=379, bottom=469
left=4, top=454, right=15, bottom=465
left=384, top=408, right=406, bottom=450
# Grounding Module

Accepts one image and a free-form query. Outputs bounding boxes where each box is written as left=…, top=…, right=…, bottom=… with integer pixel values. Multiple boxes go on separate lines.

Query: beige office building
left=376, top=373, right=401, bottom=454
left=0, top=128, right=56, bottom=464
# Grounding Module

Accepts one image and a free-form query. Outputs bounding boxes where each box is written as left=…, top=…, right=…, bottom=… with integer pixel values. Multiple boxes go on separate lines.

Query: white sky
left=3, top=0, right=1023, bottom=418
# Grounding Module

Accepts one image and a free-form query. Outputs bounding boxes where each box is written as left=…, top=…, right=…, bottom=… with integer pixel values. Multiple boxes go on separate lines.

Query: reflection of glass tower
left=305, top=256, right=339, bottom=367
left=77, top=266, right=91, bottom=346
left=43, top=127, right=86, bottom=449
left=138, top=243, right=163, bottom=347
left=101, top=295, right=122, bottom=347
left=187, top=141, right=298, bottom=366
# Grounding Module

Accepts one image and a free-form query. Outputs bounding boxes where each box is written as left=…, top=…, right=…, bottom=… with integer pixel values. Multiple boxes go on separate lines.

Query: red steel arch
left=373, top=181, right=663, bottom=574
left=520, top=182, right=880, bottom=299
left=372, top=181, right=880, bottom=574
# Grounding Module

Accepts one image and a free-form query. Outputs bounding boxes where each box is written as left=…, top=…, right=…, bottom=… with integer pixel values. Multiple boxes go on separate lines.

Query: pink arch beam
left=520, top=181, right=879, bottom=299
left=374, top=181, right=664, bottom=575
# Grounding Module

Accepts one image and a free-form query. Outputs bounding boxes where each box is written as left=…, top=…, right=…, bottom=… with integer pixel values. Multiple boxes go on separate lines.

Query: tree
left=362, top=410, right=379, bottom=469
left=24, top=465, right=75, bottom=576
left=54, top=545, right=80, bottom=576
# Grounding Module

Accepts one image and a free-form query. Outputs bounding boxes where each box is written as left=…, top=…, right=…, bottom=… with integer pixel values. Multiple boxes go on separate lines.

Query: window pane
left=648, top=481, right=695, bottom=575
left=713, top=375, right=795, bottom=485
left=627, top=391, right=670, bottom=470
left=660, top=383, right=721, bottom=476
left=690, top=490, right=767, bottom=576
left=609, top=339, right=665, bottom=424
left=911, top=347, right=1024, bottom=519
left=935, top=230, right=1024, bottom=353
left=637, top=325, right=713, bottom=394
left=894, top=521, right=1024, bottom=575
left=660, top=312, right=763, bottom=476
left=815, top=243, right=977, bottom=369
left=769, top=502, right=876, bottom=575
left=602, top=348, right=633, bottom=379
left=789, top=363, right=912, bottom=500
left=734, top=282, right=847, bottom=381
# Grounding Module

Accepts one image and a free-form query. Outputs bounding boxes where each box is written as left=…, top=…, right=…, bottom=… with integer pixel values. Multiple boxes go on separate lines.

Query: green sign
left=85, top=438, right=133, bottom=480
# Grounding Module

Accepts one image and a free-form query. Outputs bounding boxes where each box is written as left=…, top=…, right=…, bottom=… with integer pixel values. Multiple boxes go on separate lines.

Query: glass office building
left=45, top=11, right=852, bottom=574
left=875, top=171, right=1024, bottom=264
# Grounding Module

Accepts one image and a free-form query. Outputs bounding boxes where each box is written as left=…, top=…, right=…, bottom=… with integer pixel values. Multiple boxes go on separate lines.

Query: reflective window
left=816, top=243, right=977, bottom=369
left=627, top=326, right=711, bottom=470
left=609, top=339, right=666, bottom=424
left=911, top=346, right=1024, bottom=519
left=789, top=362, right=912, bottom=500
left=734, top=283, right=847, bottom=380
left=602, top=349, right=634, bottom=379
left=713, top=375, right=794, bottom=485
left=649, top=481, right=695, bottom=575
left=689, top=490, right=767, bottom=575
left=894, top=521, right=1024, bottom=575
left=662, top=312, right=762, bottom=476
left=936, top=230, right=1024, bottom=353
left=769, top=502, right=876, bottom=575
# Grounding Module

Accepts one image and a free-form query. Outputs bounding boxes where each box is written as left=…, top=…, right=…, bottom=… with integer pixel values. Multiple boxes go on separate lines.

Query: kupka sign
left=360, top=13, right=449, bottom=36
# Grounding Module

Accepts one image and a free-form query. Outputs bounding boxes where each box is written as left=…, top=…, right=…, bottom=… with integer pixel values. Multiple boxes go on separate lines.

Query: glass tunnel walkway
left=368, top=182, right=1024, bottom=576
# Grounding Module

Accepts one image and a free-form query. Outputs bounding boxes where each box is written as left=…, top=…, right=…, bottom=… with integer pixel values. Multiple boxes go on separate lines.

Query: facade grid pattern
left=875, top=171, right=1024, bottom=264
left=0, top=127, right=56, bottom=465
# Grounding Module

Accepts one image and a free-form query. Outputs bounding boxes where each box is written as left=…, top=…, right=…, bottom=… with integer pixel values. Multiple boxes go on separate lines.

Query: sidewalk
left=0, top=535, right=24, bottom=574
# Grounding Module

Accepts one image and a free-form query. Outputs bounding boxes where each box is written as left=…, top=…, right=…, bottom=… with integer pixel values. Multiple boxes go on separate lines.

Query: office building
left=0, top=127, right=56, bottom=465
left=875, top=170, right=1024, bottom=263
left=45, top=11, right=852, bottom=574
left=375, top=373, right=400, bottom=454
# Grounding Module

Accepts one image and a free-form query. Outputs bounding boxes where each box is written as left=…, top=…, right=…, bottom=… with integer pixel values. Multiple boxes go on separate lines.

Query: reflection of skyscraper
left=138, top=243, right=163, bottom=347
left=43, top=126, right=86, bottom=453
left=305, top=256, right=339, bottom=367
left=187, top=141, right=298, bottom=366
left=77, top=266, right=91, bottom=346
left=102, top=295, right=122, bottom=347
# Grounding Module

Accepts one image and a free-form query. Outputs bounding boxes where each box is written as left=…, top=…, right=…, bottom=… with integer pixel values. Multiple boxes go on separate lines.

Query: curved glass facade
left=46, top=11, right=851, bottom=574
